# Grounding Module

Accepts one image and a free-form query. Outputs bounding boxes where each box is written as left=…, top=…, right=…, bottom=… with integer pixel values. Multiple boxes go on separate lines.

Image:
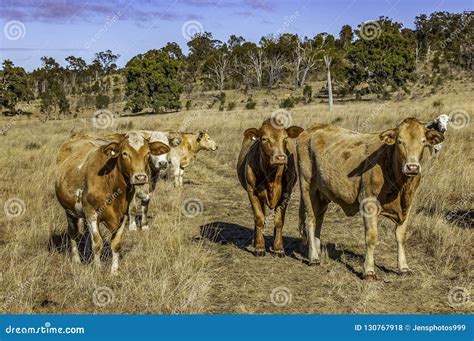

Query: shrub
left=95, top=94, right=110, bottom=109
left=279, top=96, right=295, bottom=109
left=227, top=101, right=236, bottom=111
left=245, top=98, right=257, bottom=110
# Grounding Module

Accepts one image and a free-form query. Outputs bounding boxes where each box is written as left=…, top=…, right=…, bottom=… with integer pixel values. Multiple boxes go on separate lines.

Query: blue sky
left=0, top=0, right=471, bottom=71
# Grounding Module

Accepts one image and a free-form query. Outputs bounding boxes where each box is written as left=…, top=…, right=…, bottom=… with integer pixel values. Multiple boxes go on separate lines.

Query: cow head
left=144, top=131, right=181, bottom=170
left=103, top=131, right=170, bottom=185
left=197, top=130, right=218, bottom=151
left=244, top=119, right=304, bottom=167
left=379, top=118, right=444, bottom=176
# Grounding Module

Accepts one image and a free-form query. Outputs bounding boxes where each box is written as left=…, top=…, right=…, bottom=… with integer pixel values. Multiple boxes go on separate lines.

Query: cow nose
left=159, top=161, right=168, bottom=169
left=271, top=154, right=287, bottom=165
left=133, top=173, right=148, bottom=185
left=405, top=163, right=420, bottom=174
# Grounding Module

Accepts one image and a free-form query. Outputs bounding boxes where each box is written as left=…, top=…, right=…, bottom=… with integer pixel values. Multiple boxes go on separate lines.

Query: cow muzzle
left=131, top=173, right=148, bottom=185
left=402, top=163, right=421, bottom=176
left=271, top=154, right=287, bottom=166
left=158, top=160, right=168, bottom=169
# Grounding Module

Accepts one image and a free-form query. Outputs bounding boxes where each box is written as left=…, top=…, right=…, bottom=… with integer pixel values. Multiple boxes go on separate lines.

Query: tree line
left=1, top=11, right=472, bottom=116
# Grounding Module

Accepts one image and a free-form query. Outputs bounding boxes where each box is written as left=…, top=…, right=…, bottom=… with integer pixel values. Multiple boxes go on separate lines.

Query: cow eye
left=122, top=152, right=129, bottom=158
left=421, top=139, right=426, bottom=144
left=397, top=140, right=402, bottom=145
left=262, top=137, right=268, bottom=142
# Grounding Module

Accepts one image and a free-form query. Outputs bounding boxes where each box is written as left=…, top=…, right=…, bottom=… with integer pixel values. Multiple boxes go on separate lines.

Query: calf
left=55, top=131, right=170, bottom=273
left=166, top=131, right=218, bottom=187
left=237, top=119, right=303, bottom=257
left=297, top=118, right=444, bottom=280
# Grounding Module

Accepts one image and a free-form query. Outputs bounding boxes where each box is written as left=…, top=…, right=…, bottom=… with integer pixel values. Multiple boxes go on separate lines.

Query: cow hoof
left=254, top=250, right=266, bottom=257
left=399, top=268, right=412, bottom=276
left=308, top=259, right=320, bottom=266
left=72, top=255, right=81, bottom=264
left=141, top=225, right=149, bottom=231
left=274, top=250, right=285, bottom=258
left=363, top=273, right=378, bottom=282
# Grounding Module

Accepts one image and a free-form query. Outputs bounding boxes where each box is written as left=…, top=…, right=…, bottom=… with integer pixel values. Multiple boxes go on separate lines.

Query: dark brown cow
left=55, top=131, right=170, bottom=274
left=297, top=118, right=444, bottom=280
left=237, top=119, right=304, bottom=257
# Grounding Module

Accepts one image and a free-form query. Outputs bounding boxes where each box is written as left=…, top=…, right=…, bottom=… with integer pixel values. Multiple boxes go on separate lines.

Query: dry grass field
left=0, top=80, right=472, bottom=314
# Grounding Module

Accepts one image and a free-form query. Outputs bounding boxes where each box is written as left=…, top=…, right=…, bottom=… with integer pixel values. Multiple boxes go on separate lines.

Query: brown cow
left=55, top=131, right=170, bottom=273
left=297, top=118, right=444, bottom=280
left=166, top=131, right=218, bottom=187
left=237, top=119, right=304, bottom=257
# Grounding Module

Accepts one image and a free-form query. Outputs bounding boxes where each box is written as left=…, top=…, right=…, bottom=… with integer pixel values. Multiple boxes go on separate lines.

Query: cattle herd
left=55, top=115, right=447, bottom=280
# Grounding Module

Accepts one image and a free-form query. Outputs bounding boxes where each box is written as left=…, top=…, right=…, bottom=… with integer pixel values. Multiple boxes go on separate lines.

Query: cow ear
left=103, top=142, right=120, bottom=158
left=244, top=128, right=261, bottom=141
left=425, top=129, right=444, bottom=145
left=170, top=137, right=182, bottom=147
left=379, top=129, right=398, bottom=145
left=286, top=126, right=304, bottom=138
left=149, top=141, right=170, bottom=156
left=197, top=131, right=204, bottom=142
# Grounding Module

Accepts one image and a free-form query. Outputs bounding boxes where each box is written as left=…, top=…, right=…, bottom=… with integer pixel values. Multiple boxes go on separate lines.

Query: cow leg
left=140, top=195, right=150, bottom=230
left=178, top=167, right=184, bottom=187
left=362, top=212, right=379, bottom=281
left=396, top=218, right=411, bottom=274
left=273, top=204, right=287, bottom=258
left=128, top=194, right=139, bottom=231
left=86, top=217, right=103, bottom=269
left=311, top=193, right=329, bottom=265
left=299, top=178, right=320, bottom=265
left=66, top=213, right=81, bottom=264
left=110, top=219, right=126, bottom=274
left=171, top=158, right=181, bottom=188
left=248, top=192, right=266, bottom=257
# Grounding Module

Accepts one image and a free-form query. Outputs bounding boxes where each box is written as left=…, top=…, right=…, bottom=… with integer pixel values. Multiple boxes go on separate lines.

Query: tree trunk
left=324, top=55, right=333, bottom=112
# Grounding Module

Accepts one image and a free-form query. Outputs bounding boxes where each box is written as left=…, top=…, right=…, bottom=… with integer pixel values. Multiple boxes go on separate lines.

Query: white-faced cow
left=297, top=118, right=444, bottom=280
left=55, top=131, right=170, bottom=273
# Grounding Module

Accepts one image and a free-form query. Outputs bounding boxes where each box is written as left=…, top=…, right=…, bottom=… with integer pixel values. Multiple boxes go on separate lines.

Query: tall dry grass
left=0, top=79, right=472, bottom=313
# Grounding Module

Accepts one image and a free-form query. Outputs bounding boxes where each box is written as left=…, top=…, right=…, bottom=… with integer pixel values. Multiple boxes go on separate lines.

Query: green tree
left=347, top=17, right=416, bottom=94
left=0, top=60, right=32, bottom=112
left=125, top=49, right=183, bottom=114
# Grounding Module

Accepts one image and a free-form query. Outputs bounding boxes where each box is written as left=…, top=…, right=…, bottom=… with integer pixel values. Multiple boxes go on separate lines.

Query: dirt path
left=181, top=157, right=469, bottom=314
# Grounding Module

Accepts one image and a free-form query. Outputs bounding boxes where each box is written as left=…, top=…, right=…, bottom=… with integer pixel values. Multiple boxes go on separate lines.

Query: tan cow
left=237, top=119, right=304, bottom=257
left=166, top=131, right=218, bottom=187
left=297, top=118, right=444, bottom=280
left=55, top=131, right=170, bottom=273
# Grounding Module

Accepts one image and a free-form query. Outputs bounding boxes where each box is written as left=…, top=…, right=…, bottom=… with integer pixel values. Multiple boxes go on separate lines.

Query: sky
left=0, top=0, right=472, bottom=71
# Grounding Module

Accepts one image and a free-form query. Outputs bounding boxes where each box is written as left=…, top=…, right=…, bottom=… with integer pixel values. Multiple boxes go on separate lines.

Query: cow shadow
left=199, top=221, right=301, bottom=257
left=199, top=221, right=398, bottom=279
left=48, top=231, right=112, bottom=263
